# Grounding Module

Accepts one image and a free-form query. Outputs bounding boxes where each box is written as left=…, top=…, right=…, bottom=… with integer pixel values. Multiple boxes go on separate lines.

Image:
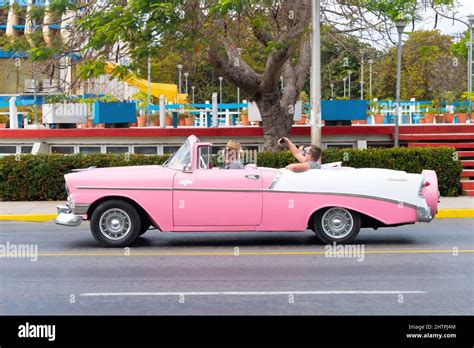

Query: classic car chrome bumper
left=55, top=205, right=83, bottom=227
left=417, top=206, right=433, bottom=223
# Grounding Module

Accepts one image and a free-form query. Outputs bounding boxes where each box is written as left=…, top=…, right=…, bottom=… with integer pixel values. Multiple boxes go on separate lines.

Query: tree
left=76, top=0, right=458, bottom=149
left=450, top=29, right=469, bottom=62
left=372, top=47, right=398, bottom=99
left=2, top=0, right=457, bottom=149
left=428, top=53, right=466, bottom=99
left=139, top=24, right=377, bottom=105
left=373, top=30, right=465, bottom=100
left=320, top=27, right=381, bottom=100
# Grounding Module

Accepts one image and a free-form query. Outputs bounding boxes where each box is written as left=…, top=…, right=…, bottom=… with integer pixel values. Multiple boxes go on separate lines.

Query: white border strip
left=80, top=290, right=426, bottom=297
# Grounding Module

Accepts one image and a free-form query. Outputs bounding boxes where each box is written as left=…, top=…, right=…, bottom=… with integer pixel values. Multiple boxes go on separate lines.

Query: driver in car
left=223, top=140, right=245, bottom=169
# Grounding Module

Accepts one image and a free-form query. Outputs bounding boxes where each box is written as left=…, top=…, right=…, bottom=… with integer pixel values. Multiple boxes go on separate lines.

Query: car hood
left=65, top=165, right=175, bottom=189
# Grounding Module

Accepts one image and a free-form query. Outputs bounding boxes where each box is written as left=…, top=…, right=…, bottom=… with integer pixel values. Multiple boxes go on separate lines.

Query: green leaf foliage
left=0, top=147, right=461, bottom=201
left=257, top=147, right=461, bottom=197
left=0, top=154, right=170, bottom=201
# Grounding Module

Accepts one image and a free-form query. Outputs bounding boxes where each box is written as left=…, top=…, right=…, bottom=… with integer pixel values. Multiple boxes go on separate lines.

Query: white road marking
left=80, top=290, right=426, bottom=297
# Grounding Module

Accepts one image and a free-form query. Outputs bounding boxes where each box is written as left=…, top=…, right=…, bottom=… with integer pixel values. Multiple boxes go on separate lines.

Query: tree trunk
left=206, top=37, right=309, bottom=152
left=256, top=92, right=294, bottom=151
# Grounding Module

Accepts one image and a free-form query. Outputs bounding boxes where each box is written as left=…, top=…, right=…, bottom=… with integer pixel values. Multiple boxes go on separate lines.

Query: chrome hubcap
left=321, top=208, right=353, bottom=239
left=99, top=208, right=131, bottom=240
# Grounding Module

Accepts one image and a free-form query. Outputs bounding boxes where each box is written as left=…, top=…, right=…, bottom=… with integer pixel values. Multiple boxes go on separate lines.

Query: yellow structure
left=105, top=63, right=188, bottom=104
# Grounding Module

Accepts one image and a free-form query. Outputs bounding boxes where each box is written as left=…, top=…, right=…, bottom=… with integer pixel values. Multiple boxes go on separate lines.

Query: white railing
left=174, top=109, right=245, bottom=127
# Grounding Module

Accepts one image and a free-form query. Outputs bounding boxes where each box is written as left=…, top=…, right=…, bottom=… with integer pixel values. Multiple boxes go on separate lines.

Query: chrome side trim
left=174, top=188, right=260, bottom=193
left=76, top=186, right=417, bottom=209
left=76, top=186, right=172, bottom=191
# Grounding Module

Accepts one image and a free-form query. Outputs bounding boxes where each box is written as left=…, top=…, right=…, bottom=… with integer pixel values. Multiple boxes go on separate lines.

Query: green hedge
left=0, top=154, right=169, bottom=201
left=257, top=147, right=462, bottom=197
left=0, top=147, right=462, bottom=201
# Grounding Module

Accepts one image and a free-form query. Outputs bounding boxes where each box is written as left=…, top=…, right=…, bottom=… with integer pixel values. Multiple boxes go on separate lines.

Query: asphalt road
left=0, top=219, right=473, bottom=315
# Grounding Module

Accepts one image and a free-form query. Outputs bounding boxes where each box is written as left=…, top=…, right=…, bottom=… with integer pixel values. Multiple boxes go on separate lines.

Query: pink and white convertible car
left=56, top=135, right=439, bottom=247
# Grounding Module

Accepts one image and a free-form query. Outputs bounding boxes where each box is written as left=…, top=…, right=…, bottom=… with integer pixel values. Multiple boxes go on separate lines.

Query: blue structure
left=36, top=98, right=138, bottom=128
left=92, top=102, right=136, bottom=124
left=321, top=100, right=368, bottom=121
left=0, top=96, right=44, bottom=108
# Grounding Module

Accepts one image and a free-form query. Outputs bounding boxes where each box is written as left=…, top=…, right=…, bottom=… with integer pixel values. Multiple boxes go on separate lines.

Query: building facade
left=0, top=0, right=136, bottom=99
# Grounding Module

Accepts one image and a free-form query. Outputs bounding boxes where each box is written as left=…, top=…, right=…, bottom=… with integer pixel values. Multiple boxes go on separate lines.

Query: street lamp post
left=347, top=70, right=352, bottom=99
left=330, top=83, right=334, bottom=99
left=237, top=87, right=240, bottom=104
left=184, top=72, right=189, bottom=95
left=147, top=52, right=151, bottom=106
left=177, top=64, right=183, bottom=94
left=394, top=20, right=407, bottom=148
left=360, top=49, right=364, bottom=100
left=368, top=59, right=374, bottom=98
left=466, top=41, right=470, bottom=109
left=467, top=15, right=474, bottom=121
left=310, top=0, right=322, bottom=147
left=218, top=76, right=223, bottom=103
left=147, top=52, right=151, bottom=126
left=32, top=61, right=38, bottom=125
left=191, top=86, right=195, bottom=104
left=343, top=77, right=347, bottom=98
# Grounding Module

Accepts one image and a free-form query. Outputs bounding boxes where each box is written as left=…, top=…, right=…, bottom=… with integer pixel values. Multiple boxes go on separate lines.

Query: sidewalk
left=0, top=201, right=63, bottom=222
left=435, top=197, right=474, bottom=218
left=438, top=197, right=474, bottom=209
left=1, top=197, right=473, bottom=222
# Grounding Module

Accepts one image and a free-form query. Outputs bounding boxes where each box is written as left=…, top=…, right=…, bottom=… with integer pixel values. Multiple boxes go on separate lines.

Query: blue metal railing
left=1, top=96, right=472, bottom=125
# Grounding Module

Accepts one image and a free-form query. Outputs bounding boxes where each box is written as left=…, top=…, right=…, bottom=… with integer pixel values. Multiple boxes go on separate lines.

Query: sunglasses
left=300, top=148, right=310, bottom=156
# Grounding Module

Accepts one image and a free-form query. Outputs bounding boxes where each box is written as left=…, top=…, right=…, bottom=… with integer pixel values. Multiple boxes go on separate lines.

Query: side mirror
left=183, top=164, right=193, bottom=173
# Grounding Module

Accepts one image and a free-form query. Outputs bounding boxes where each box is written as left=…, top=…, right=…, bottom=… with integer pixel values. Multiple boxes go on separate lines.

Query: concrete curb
left=435, top=209, right=474, bottom=219
left=0, top=214, right=57, bottom=222
left=0, top=209, right=473, bottom=222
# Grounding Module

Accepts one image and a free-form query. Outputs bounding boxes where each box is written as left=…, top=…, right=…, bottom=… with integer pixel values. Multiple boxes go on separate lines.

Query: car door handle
left=244, top=174, right=260, bottom=179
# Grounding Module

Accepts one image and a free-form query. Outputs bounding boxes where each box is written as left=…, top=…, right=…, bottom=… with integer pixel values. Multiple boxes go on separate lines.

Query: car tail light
left=418, top=180, right=427, bottom=198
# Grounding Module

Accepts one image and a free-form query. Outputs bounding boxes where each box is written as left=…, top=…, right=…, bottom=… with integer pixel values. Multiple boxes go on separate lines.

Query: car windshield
left=166, top=140, right=191, bottom=170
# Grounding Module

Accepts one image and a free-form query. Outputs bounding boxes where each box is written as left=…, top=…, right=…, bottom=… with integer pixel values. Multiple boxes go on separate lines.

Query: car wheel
left=90, top=200, right=142, bottom=247
left=313, top=207, right=361, bottom=244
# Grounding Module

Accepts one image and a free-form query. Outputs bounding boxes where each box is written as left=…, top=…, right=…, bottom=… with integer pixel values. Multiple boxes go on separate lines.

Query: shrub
left=257, top=147, right=461, bottom=197
left=0, top=147, right=461, bottom=201
left=0, top=154, right=169, bottom=201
